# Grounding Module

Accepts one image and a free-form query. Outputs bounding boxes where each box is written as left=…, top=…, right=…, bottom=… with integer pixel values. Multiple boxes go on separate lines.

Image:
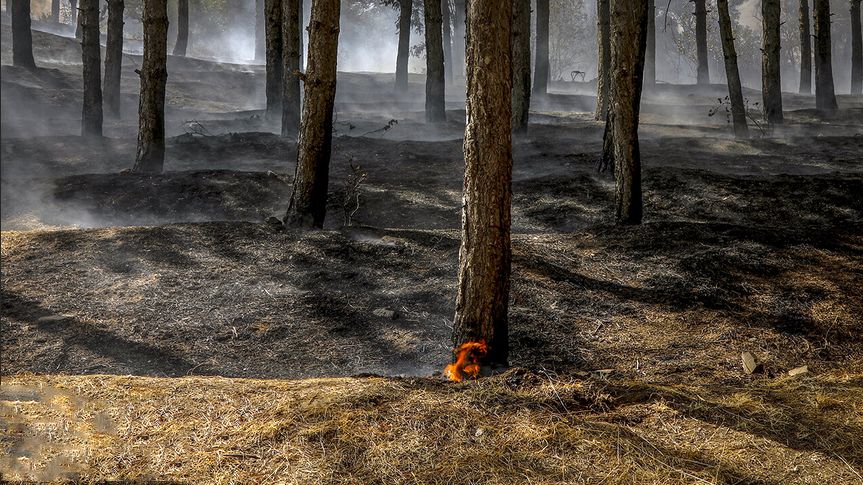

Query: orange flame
left=444, top=341, right=488, bottom=382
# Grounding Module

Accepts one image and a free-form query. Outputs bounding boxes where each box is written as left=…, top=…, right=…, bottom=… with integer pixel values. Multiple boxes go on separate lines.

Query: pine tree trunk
left=80, top=0, right=103, bottom=137
left=51, top=0, right=60, bottom=23
left=533, top=0, right=550, bottom=95
left=594, top=0, right=610, bottom=120
left=851, top=0, right=862, bottom=94
left=452, top=0, right=466, bottom=80
left=644, top=0, right=655, bottom=90
left=103, top=0, right=124, bottom=119
left=424, top=0, right=446, bottom=123
left=799, top=0, right=812, bottom=94
left=133, top=0, right=168, bottom=173
left=70, top=0, right=78, bottom=26
left=762, top=0, right=784, bottom=124
left=442, top=0, right=453, bottom=85
left=813, top=0, right=837, bottom=114
left=511, top=0, right=531, bottom=133
left=284, top=0, right=340, bottom=228
left=10, top=0, right=37, bottom=71
left=395, top=0, right=411, bottom=91
left=282, top=0, right=302, bottom=138
left=717, top=0, right=748, bottom=138
left=694, top=0, right=709, bottom=84
left=452, top=0, right=512, bottom=368
left=173, top=0, right=189, bottom=56
left=255, top=0, right=265, bottom=62
left=265, top=0, right=284, bottom=119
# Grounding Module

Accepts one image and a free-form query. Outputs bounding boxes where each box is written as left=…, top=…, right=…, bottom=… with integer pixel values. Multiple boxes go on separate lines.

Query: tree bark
left=762, top=0, right=784, bottom=124
left=594, top=0, right=610, bottom=120
left=644, top=0, right=655, bottom=89
left=173, top=0, right=189, bottom=56
left=442, top=0, right=453, bottom=85
left=265, top=0, right=284, bottom=119
left=133, top=0, right=168, bottom=173
left=51, top=0, right=60, bottom=23
left=395, top=0, right=412, bottom=91
left=533, top=0, right=550, bottom=95
left=851, top=0, right=862, bottom=94
left=452, top=0, right=466, bottom=80
left=282, top=0, right=302, bottom=138
left=813, top=0, right=837, bottom=114
left=424, top=0, right=446, bottom=123
left=799, top=0, right=812, bottom=94
left=284, top=0, right=340, bottom=228
left=255, top=0, right=265, bottom=62
left=103, top=0, right=124, bottom=119
left=452, top=0, right=512, bottom=368
left=511, top=0, right=531, bottom=133
left=10, top=0, right=37, bottom=71
left=694, top=0, right=709, bottom=84
left=80, top=0, right=103, bottom=137
left=717, top=0, right=748, bottom=138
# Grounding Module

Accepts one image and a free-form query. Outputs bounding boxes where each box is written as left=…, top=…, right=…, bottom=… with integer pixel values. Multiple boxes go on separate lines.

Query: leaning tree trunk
left=51, top=0, right=60, bottom=23
left=851, top=0, right=862, bottom=94
left=173, top=0, right=189, bottom=56
left=103, top=0, right=124, bottom=119
left=813, top=0, right=837, bottom=114
left=80, top=0, right=103, bottom=137
left=452, top=0, right=466, bottom=80
left=10, top=0, right=37, bottom=71
left=644, top=0, right=656, bottom=90
left=395, top=0, right=412, bottom=91
left=533, top=0, right=550, bottom=95
left=282, top=0, right=302, bottom=138
left=442, top=0, right=453, bottom=85
left=799, top=0, right=812, bottom=94
left=255, top=0, right=265, bottom=62
left=694, top=0, right=709, bottom=84
left=762, top=0, right=784, bottom=124
left=717, top=0, right=748, bottom=138
left=284, top=0, right=340, bottom=228
left=595, top=0, right=611, bottom=120
left=133, top=0, right=168, bottom=173
left=265, top=0, right=284, bottom=120
left=511, top=0, right=531, bottom=133
left=451, top=0, right=513, bottom=370
left=424, top=0, right=447, bottom=123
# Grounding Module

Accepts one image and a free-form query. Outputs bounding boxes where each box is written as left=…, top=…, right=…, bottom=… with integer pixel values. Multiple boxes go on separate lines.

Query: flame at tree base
left=444, top=341, right=488, bottom=382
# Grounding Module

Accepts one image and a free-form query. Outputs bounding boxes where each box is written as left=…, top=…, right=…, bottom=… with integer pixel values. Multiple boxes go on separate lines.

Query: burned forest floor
left=2, top=23, right=863, bottom=483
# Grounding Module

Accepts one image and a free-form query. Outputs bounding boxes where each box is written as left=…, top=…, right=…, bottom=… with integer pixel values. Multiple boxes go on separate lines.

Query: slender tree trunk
left=70, top=0, right=78, bottom=26
left=51, top=0, right=60, bottom=22
left=511, top=0, right=530, bottom=133
left=173, top=0, right=188, bottom=56
left=813, top=0, right=838, bottom=114
left=442, top=0, right=453, bottom=85
left=80, top=0, right=103, bottom=137
left=533, top=0, right=550, bottom=95
left=424, top=0, right=446, bottom=123
left=133, top=0, right=168, bottom=173
left=395, top=0, right=412, bottom=91
left=452, top=0, right=512, bottom=369
left=452, top=0, right=466, bottom=80
left=10, top=0, right=37, bottom=71
left=265, top=0, right=284, bottom=119
left=717, top=0, right=748, bottom=138
left=595, top=0, right=610, bottom=120
left=255, top=0, right=265, bottom=62
left=103, top=0, right=124, bottom=119
left=694, top=0, right=709, bottom=84
left=282, top=0, right=302, bottom=138
left=799, top=0, right=812, bottom=94
left=851, top=0, right=862, bottom=94
left=644, top=0, right=655, bottom=89
left=76, top=5, right=83, bottom=39
left=284, top=0, right=340, bottom=228
left=762, top=0, right=784, bottom=124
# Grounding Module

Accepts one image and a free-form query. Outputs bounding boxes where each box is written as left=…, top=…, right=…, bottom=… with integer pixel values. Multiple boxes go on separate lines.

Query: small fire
left=444, top=341, right=488, bottom=382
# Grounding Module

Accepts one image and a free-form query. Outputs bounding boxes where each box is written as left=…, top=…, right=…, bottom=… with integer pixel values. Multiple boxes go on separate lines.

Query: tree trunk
left=717, top=0, right=748, bottom=138
left=813, top=0, right=837, bottom=114
left=452, top=0, right=512, bottom=369
left=851, top=0, right=862, bottom=94
left=452, top=0, right=466, bottom=80
left=70, top=0, right=78, bottom=26
left=762, top=0, right=784, bottom=124
left=284, top=0, right=340, bottom=228
left=173, top=0, right=189, bottom=56
left=282, top=0, right=302, bottom=138
left=255, top=0, right=265, bottom=62
left=594, top=0, right=610, bottom=120
left=103, top=0, right=124, bottom=119
left=424, top=0, right=446, bottom=123
left=694, top=0, right=709, bottom=84
left=511, top=0, right=531, bottom=133
left=80, top=0, right=103, bottom=137
left=395, top=0, right=411, bottom=91
left=10, top=0, right=37, bottom=71
left=133, top=0, right=168, bottom=173
left=644, top=0, right=655, bottom=89
left=51, top=0, right=60, bottom=23
left=442, top=0, right=453, bottom=85
left=799, top=0, right=812, bottom=94
left=533, top=0, right=550, bottom=95
left=265, top=0, right=284, bottom=120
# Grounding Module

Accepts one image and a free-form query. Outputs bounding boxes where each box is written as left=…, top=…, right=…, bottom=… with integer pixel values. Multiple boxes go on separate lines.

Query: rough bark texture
left=133, top=0, right=168, bottom=173
left=80, top=0, right=103, bottom=137
left=255, top=0, right=265, bottom=62
left=452, top=0, right=466, bottom=80
left=533, top=0, right=550, bottom=95
left=424, top=0, right=447, bottom=123
left=442, top=0, right=453, bottom=85
left=284, top=0, right=340, bottom=228
left=10, top=0, right=37, bottom=71
left=103, top=0, right=124, bottom=119
left=717, top=0, right=748, bottom=138
left=694, top=0, right=709, bottom=84
left=173, top=0, right=189, bottom=56
left=51, top=0, right=60, bottom=23
left=813, top=0, right=838, bottom=114
left=282, top=0, right=302, bottom=139
left=452, top=0, right=512, bottom=367
left=851, top=0, right=862, bottom=94
left=395, top=0, right=412, bottom=91
left=762, top=0, right=784, bottom=124
left=511, top=0, right=531, bottom=133
left=265, top=0, right=284, bottom=119
left=799, top=0, right=812, bottom=94
left=644, top=0, right=656, bottom=89
left=594, top=0, right=610, bottom=120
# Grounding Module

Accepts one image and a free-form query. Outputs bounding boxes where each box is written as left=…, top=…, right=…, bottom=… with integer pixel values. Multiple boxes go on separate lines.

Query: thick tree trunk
left=533, top=0, right=550, bottom=95
left=282, top=0, right=302, bottom=138
left=255, top=0, right=265, bottom=62
left=80, top=0, right=103, bottom=137
left=284, top=0, right=340, bottom=228
left=511, top=0, right=531, bottom=133
left=173, top=0, right=189, bottom=56
left=133, top=0, right=168, bottom=173
left=265, top=0, right=284, bottom=119
left=644, top=0, right=655, bottom=89
left=395, top=0, right=412, bottom=91
left=799, top=0, right=812, bottom=94
left=694, top=0, right=709, bottom=84
left=424, top=0, right=446, bottom=123
left=103, top=0, right=124, bottom=119
left=452, top=0, right=512, bottom=369
left=717, top=0, right=748, bottom=138
left=762, top=0, right=784, bottom=124
left=813, top=0, right=837, bottom=114
left=51, top=0, right=60, bottom=23
left=851, top=0, right=862, bottom=94
left=442, top=0, right=453, bottom=85
left=452, top=0, right=466, bottom=80
left=10, top=0, right=37, bottom=71
left=594, top=0, right=610, bottom=120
